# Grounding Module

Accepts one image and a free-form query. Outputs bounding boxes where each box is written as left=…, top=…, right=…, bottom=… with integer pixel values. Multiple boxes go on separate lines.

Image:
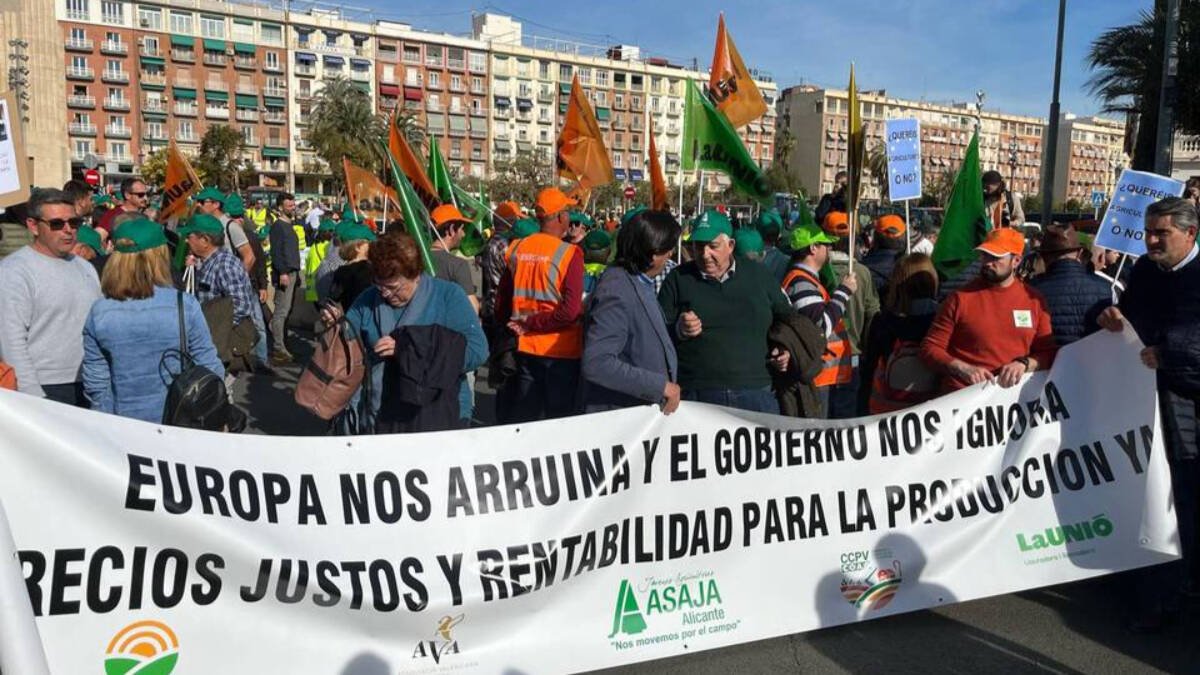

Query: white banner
left=0, top=329, right=1180, bottom=674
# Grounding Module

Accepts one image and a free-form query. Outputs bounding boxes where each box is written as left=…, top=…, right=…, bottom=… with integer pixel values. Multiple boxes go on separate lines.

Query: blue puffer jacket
left=861, top=247, right=900, bottom=297
left=83, top=286, right=225, bottom=422
left=1028, top=259, right=1113, bottom=346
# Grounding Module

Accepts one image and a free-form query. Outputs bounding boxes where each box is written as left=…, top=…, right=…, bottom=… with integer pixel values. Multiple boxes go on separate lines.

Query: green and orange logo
left=839, top=549, right=903, bottom=611
left=104, top=620, right=179, bottom=675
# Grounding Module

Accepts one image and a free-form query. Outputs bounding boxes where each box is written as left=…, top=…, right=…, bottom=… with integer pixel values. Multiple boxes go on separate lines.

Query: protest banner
left=885, top=118, right=923, bottom=202
left=1094, top=169, right=1186, bottom=257
left=0, top=329, right=1178, bottom=674
left=158, top=141, right=202, bottom=221
left=0, top=91, right=31, bottom=209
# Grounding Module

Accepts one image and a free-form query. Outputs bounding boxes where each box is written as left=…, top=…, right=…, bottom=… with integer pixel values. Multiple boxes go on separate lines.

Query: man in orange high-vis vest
left=780, top=221, right=859, bottom=418
left=493, top=187, right=586, bottom=423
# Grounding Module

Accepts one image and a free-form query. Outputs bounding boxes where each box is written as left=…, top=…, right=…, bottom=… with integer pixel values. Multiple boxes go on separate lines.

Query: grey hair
left=1146, top=197, right=1199, bottom=232
left=27, top=188, right=76, bottom=220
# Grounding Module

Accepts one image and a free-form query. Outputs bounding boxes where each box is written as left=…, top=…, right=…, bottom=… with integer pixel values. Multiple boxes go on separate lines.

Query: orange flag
left=343, top=157, right=398, bottom=213
left=707, top=13, right=767, bottom=128
left=648, top=117, right=668, bottom=211
left=387, top=109, right=438, bottom=207
left=556, top=74, right=614, bottom=192
left=159, top=141, right=202, bottom=220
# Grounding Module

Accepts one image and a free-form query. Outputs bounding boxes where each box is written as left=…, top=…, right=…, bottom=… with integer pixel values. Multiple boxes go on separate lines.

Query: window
left=145, top=121, right=164, bottom=138
left=105, top=59, right=122, bottom=74
left=559, top=64, right=572, bottom=81
left=404, top=67, right=420, bottom=86
left=67, top=0, right=88, bottom=21
left=73, top=112, right=90, bottom=125
left=264, top=52, right=279, bottom=70
left=231, top=19, right=254, bottom=42
left=72, top=85, right=87, bottom=96
left=448, top=47, right=465, bottom=68
left=403, top=45, right=420, bottom=63
left=425, top=45, right=442, bottom=67
left=142, top=36, right=159, bottom=55
left=469, top=52, right=486, bottom=73
left=428, top=72, right=440, bottom=88
left=108, top=114, right=124, bottom=128
left=594, top=91, right=607, bottom=106
left=109, top=142, right=128, bottom=160
left=70, top=27, right=86, bottom=42
left=200, top=15, right=224, bottom=38
left=518, top=81, right=531, bottom=97
left=450, top=96, right=461, bottom=112
left=107, top=87, right=122, bottom=100
left=538, top=60, right=550, bottom=79
left=105, top=31, right=120, bottom=46
left=595, top=70, right=609, bottom=86
left=577, top=67, right=591, bottom=85
left=74, top=140, right=92, bottom=157
left=178, top=120, right=194, bottom=139
left=378, top=43, right=397, bottom=62
left=615, top=93, right=624, bottom=107
left=101, top=0, right=122, bottom=24
left=539, top=128, right=549, bottom=143
left=381, top=64, right=395, bottom=83
left=261, top=23, right=282, bottom=45
left=613, top=154, right=623, bottom=168
left=516, top=59, right=529, bottom=76
left=471, top=76, right=483, bottom=93
left=241, top=126, right=255, bottom=144
left=450, top=74, right=462, bottom=90
left=169, top=11, right=193, bottom=34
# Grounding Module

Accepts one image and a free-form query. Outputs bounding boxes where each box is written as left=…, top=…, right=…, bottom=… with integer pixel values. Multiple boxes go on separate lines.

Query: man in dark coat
left=861, top=214, right=907, bottom=298
left=1028, top=227, right=1112, bottom=347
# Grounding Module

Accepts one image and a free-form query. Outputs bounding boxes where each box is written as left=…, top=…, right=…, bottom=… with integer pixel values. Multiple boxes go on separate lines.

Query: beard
left=981, top=266, right=1013, bottom=284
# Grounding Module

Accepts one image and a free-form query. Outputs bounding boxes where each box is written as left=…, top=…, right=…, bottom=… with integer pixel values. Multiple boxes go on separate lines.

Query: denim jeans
left=500, top=353, right=580, bottom=424
left=827, top=360, right=861, bottom=420
left=251, top=301, right=269, bottom=364
left=682, top=386, right=780, bottom=415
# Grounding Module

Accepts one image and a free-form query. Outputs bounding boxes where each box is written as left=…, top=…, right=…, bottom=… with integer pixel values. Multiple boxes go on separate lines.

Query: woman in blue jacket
left=82, top=218, right=224, bottom=422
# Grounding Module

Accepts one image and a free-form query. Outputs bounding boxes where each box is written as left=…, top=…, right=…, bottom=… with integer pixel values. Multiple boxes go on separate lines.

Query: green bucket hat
left=754, top=210, right=784, bottom=237
left=786, top=222, right=839, bottom=251
left=582, top=229, right=612, bottom=252
left=75, top=225, right=103, bottom=254
left=689, top=209, right=734, bottom=243
left=512, top=218, right=539, bottom=239
left=195, top=186, right=226, bottom=206
left=338, top=222, right=376, bottom=243
left=318, top=217, right=337, bottom=233
left=112, top=217, right=169, bottom=253
left=224, top=192, right=246, bottom=217
left=733, top=227, right=764, bottom=255
left=177, top=213, right=224, bottom=237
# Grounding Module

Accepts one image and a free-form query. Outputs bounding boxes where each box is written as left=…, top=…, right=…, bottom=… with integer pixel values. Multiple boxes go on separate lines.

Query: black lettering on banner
left=159, top=460, right=193, bottom=514
left=129, top=546, right=146, bottom=609
left=405, top=470, right=430, bottom=521
left=474, top=463, right=503, bottom=514
left=18, top=550, right=46, bottom=616
left=399, top=557, right=427, bottom=612
left=341, top=474, right=371, bottom=524
left=151, top=548, right=188, bottom=608
left=125, top=454, right=156, bottom=511
left=342, top=561, right=366, bottom=610
left=436, top=553, right=463, bottom=606
left=368, top=559, right=399, bottom=611
left=313, top=561, right=341, bottom=607
left=49, top=548, right=85, bottom=615
left=445, top=467, right=475, bottom=518
left=192, top=553, right=224, bottom=605
left=241, top=558, right=271, bottom=603
left=374, top=472, right=406, bottom=524
left=502, top=460, right=533, bottom=511
left=195, top=465, right=231, bottom=517
left=262, top=473, right=290, bottom=524
left=477, top=549, right=506, bottom=601
left=229, top=471, right=261, bottom=521
left=507, top=544, right=531, bottom=597
left=86, top=546, right=123, bottom=613
left=641, top=437, right=659, bottom=484
left=297, top=474, right=326, bottom=525
left=276, top=559, right=308, bottom=603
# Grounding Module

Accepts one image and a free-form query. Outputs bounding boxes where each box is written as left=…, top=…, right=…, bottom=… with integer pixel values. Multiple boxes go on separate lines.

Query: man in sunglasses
left=0, top=188, right=102, bottom=406
left=94, top=177, right=149, bottom=237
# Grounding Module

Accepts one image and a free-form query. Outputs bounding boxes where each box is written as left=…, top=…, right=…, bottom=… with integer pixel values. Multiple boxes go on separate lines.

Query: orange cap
left=431, top=204, right=468, bottom=226
left=535, top=187, right=577, bottom=218
left=975, top=227, right=1026, bottom=258
left=874, top=214, right=906, bottom=238
left=822, top=211, right=850, bottom=237
left=495, top=200, right=525, bottom=222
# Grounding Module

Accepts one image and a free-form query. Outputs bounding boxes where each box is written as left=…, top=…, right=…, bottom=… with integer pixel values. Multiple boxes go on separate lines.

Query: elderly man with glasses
left=0, top=188, right=102, bottom=405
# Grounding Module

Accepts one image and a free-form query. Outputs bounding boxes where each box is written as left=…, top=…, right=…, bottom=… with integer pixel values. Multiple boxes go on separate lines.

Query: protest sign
left=885, top=118, right=922, bottom=202
left=0, top=330, right=1178, bottom=674
left=0, top=91, right=31, bottom=208
left=1094, top=169, right=1186, bottom=257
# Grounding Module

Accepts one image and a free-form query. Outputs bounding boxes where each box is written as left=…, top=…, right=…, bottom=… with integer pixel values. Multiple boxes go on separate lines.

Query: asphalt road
left=233, top=332, right=1195, bottom=675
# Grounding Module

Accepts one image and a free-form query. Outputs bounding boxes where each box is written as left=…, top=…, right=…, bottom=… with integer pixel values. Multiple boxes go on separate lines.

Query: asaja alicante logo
left=607, top=574, right=723, bottom=637
left=103, top=620, right=179, bottom=675
left=839, top=548, right=903, bottom=611
left=412, top=614, right=464, bottom=665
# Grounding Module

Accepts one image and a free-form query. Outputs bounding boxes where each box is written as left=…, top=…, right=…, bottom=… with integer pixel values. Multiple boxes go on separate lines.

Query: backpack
left=162, top=291, right=246, bottom=432
left=295, top=317, right=366, bottom=420
left=868, top=339, right=940, bottom=414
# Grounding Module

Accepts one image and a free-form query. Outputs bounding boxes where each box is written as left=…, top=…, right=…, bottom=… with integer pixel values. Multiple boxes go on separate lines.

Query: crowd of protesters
left=2, top=173, right=1200, bottom=632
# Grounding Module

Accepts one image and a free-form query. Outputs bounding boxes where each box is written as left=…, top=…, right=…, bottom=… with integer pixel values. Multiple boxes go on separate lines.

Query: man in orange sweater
left=921, top=228, right=1057, bottom=392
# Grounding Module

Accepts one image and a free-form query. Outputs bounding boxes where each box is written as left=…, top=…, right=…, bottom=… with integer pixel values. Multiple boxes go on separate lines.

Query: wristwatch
left=1015, top=356, right=1031, bottom=371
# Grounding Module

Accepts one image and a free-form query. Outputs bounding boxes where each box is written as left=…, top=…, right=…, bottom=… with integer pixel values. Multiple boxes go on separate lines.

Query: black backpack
left=162, top=291, right=246, bottom=432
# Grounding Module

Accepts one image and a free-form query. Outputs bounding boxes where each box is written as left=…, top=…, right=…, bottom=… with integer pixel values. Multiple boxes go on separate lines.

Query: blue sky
left=350, top=0, right=1151, bottom=120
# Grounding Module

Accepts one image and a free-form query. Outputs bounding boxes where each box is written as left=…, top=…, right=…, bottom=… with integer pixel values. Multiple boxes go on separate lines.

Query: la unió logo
left=839, top=550, right=902, bottom=611
left=412, top=614, right=464, bottom=664
left=103, top=620, right=179, bottom=675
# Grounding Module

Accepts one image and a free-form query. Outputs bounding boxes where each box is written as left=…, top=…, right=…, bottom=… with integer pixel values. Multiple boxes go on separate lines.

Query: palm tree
left=866, top=141, right=889, bottom=202
left=392, top=105, right=427, bottom=155
left=1086, top=2, right=1198, bottom=170
left=308, top=76, right=387, bottom=192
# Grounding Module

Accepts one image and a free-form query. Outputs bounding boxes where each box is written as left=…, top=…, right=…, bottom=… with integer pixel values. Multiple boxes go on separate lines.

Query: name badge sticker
left=1013, top=309, right=1033, bottom=328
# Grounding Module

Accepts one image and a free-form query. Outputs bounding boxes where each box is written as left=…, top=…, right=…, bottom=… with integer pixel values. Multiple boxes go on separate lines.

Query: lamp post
left=1008, top=137, right=1019, bottom=191
left=1041, top=0, right=1067, bottom=228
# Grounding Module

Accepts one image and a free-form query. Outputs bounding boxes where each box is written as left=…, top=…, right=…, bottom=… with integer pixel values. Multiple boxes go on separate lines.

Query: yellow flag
left=648, top=118, right=668, bottom=211
left=707, top=14, right=767, bottom=128
left=847, top=63, right=864, bottom=215
left=557, top=74, right=614, bottom=192
left=159, top=141, right=201, bottom=220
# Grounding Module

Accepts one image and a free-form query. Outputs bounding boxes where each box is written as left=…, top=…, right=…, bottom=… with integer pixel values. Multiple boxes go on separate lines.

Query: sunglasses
left=127, top=191, right=148, bottom=198
left=39, top=217, right=84, bottom=231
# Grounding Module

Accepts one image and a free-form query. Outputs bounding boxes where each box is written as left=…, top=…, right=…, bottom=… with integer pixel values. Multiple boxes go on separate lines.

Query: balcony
left=447, top=59, right=466, bottom=71
left=69, top=123, right=97, bottom=136
left=263, top=111, right=286, bottom=124
left=262, top=159, right=289, bottom=172
left=242, top=135, right=258, bottom=147
left=295, top=64, right=315, bottom=77
left=66, top=38, right=94, bottom=52
left=143, top=129, right=167, bottom=141
left=140, top=71, right=166, bottom=87
left=492, top=107, right=511, bottom=120
left=105, top=125, right=132, bottom=138
left=103, top=97, right=130, bottom=111
left=263, top=86, right=287, bottom=97
left=101, top=70, right=129, bottom=83
left=469, top=107, right=487, bottom=118
left=174, top=102, right=198, bottom=116
left=171, top=48, right=195, bottom=63
left=100, top=41, right=127, bottom=55
left=425, top=80, right=443, bottom=91
left=265, top=137, right=288, bottom=149
left=236, top=109, right=259, bottom=122
left=67, top=66, right=95, bottom=80
left=203, top=53, right=227, bottom=67
left=68, top=95, right=96, bottom=108
left=350, top=70, right=371, bottom=82
left=469, top=61, right=486, bottom=74
left=205, top=107, right=230, bottom=120
left=426, top=101, right=442, bottom=113
left=177, top=132, right=198, bottom=143
left=469, top=128, right=486, bottom=140
left=140, top=46, right=162, bottom=58
left=234, top=56, right=256, bottom=70
left=449, top=81, right=465, bottom=93
left=236, top=83, right=258, bottom=95
left=263, top=61, right=283, bottom=73
left=142, top=98, right=166, bottom=113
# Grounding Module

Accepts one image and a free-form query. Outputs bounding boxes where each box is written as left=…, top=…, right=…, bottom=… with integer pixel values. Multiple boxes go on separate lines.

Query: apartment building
left=777, top=85, right=1045, bottom=200
left=1172, top=131, right=1200, bottom=184
left=58, top=0, right=292, bottom=189
left=1050, top=114, right=1127, bottom=205
left=3, top=0, right=71, bottom=187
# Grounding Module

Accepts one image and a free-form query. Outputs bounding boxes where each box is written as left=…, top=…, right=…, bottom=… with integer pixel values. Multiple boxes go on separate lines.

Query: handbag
left=162, top=290, right=246, bottom=432
left=295, top=317, right=366, bottom=420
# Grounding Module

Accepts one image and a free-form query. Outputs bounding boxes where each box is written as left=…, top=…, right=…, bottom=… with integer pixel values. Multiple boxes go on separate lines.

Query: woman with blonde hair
left=82, top=217, right=223, bottom=422
left=858, top=253, right=941, bottom=415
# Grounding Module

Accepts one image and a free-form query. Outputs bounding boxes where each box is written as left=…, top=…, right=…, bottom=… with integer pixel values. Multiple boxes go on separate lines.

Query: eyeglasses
left=375, top=277, right=414, bottom=300
left=127, top=191, right=148, bottom=198
left=38, top=217, right=84, bottom=231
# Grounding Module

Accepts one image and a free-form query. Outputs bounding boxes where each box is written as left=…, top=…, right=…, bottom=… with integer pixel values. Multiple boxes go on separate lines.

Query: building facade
left=4, top=0, right=71, bottom=188
left=1050, top=114, right=1127, bottom=206
left=1172, top=132, right=1200, bottom=184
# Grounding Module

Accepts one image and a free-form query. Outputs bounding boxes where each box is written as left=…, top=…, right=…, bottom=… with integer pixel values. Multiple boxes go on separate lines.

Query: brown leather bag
left=294, top=319, right=365, bottom=420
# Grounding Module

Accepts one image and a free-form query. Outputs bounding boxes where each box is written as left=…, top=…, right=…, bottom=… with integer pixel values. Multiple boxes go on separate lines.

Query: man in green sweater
left=659, top=209, right=793, bottom=414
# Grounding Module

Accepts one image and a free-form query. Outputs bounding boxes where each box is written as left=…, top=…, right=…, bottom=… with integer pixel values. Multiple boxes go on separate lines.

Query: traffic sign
left=623, top=185, right=635, bottom=200
left=83, top=169, right=100, bottom=187
left=82, top=153, right=100, bottom=170
left=1091, top=190, right=1105, bottom=208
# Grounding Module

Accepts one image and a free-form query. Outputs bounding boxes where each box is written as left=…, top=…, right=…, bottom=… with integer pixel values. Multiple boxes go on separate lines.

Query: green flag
left=379, top=141, right=436, bottom=276
left=427, top=137, right=456, bottom=206
left=459, top=184, right=488, bottom=258
left=341, top=201, right=359, bottom=224
left=681, top=80, right=770, bottom=203
left=931, top=130, right=989, bottom=279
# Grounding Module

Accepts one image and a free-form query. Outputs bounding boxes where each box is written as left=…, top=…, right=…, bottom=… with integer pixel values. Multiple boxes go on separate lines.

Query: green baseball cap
left=177, top=213, right=224, bottom=237
left=786, top=222, right=839, bottom=251
left=582, top=229, right=612, bottom=251
left=689, top=209, right=734, bottom=243
left=512, top=218, right=539, bottom=239
left=754, top=210, right=784, bottom=237
left=568, top=210, right=595, bottom=228
left=338, top=222, right=376, bottom=242
left=112, top=217, right=168, bottom=253
left=75, top=225, right=103, bottom=254
left=195, top=186, right=225, bottom=206
left=621, top=205, right=647, bottom=227
left=733, top=227, right=764, bottom=255
left=318, top=217, right=337, bottom=233
left=92, top=194, right=113, bottom=208
left=224, top=192, right=246, bottom=217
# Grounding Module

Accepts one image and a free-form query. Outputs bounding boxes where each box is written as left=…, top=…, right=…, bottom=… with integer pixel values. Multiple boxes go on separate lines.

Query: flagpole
left=696, top=169, right=704, bottom=215
left=905, top=200, right=911, bottom=254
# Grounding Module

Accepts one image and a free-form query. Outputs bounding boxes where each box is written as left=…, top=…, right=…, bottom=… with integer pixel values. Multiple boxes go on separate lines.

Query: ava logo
left=608, top=579, right=648, bottom=637
left=412, top=614, right=464, bottom=664
left=103, top=620, right=179, bottom=675
left=839, top=550, right=902, bottom=611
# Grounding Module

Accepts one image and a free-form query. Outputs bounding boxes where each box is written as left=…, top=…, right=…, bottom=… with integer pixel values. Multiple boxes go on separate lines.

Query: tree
left=921, top=169, right=956, bottom=206
left=309, top=77, right=387, bottom=193
left=485, top=151, right=552, bottom=205
left=393, top=105, right=427, bottom=156
left=194, top=125, right=252, bottom=191
left=1086, top=1, right=1199, bottom=170
left=866, top=141, right=889, bottom=202
left=1021, top=193, right=1044, bottom=217
left=139, top=148, right=169, bottom=187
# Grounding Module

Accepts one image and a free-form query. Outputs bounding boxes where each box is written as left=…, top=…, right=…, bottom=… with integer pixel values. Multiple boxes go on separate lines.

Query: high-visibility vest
left=505, top=232, right=583, bottom=359
left=304, top=240, right=329, bottom=302
left=781, top=266, right=853, bottom=387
